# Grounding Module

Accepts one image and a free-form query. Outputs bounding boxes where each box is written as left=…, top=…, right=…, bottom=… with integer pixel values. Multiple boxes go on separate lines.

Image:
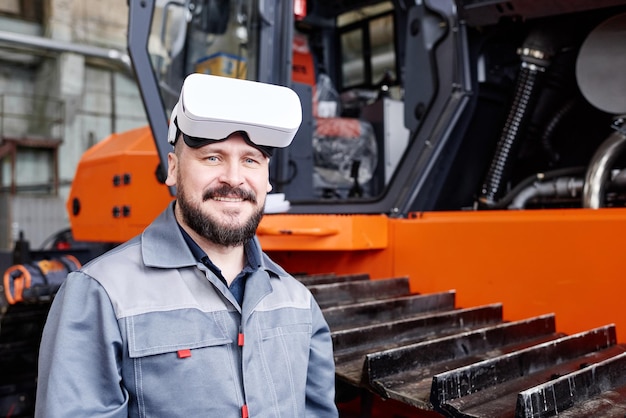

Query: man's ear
left=266, top=161, right=273, bottom=192
left=165, top=152, right=178, bottom=186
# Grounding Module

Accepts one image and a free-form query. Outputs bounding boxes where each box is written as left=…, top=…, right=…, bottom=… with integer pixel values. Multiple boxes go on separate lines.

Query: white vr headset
left=167, top=73, right=303, bottom=154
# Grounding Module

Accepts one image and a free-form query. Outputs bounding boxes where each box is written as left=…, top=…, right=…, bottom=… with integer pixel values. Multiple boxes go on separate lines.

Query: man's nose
left=218, top=161, right=245, bottom=186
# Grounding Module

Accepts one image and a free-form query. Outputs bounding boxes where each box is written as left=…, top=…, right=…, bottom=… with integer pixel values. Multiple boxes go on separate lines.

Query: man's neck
left=203, top=241, right=245, bottom=286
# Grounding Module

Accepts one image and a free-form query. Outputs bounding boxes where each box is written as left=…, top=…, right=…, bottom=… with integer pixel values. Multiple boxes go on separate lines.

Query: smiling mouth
left=212, top=196, right=245, bottom=203
left=204, top=186, right=256, bottom=204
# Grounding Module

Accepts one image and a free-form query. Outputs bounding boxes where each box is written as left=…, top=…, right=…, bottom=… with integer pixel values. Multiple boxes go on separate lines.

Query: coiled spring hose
left=478, top=34, right=554, bottom=208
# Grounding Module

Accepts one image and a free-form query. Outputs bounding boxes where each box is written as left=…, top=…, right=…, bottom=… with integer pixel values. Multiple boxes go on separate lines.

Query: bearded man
left=35, top=74, right=338, bottom=418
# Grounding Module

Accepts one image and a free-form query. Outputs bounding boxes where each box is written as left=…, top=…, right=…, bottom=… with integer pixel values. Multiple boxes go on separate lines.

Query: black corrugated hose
left=478, top=28, right=564, bottom=208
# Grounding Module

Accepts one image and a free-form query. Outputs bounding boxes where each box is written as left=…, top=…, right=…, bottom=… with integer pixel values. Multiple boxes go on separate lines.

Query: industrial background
left=0, top=0, right=146, bottom=249
left=2, top=0, right=626, bottom=416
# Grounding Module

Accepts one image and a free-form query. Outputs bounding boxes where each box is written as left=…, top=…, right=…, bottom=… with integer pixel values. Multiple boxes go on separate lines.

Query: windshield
left=148, top=0, right=258, bottom=114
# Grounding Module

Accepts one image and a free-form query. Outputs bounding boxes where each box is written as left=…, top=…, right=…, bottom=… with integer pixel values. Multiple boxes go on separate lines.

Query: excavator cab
left=127, top=0, right=408, bottom=206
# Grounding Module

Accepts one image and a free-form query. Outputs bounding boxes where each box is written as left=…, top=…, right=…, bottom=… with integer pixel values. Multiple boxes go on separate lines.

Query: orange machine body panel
left=262, top=209, right=626, bottom=343
left=68, top=130, right=626, bottom=342
left=258, top=214, right=388, bottom=250
left=67, top=126, right=173, bottom=243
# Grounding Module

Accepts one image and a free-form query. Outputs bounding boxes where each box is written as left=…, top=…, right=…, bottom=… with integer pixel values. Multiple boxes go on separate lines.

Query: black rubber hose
left=540, top=99, right=577, bottom=165
left=491, top=166, right=586, bottom=209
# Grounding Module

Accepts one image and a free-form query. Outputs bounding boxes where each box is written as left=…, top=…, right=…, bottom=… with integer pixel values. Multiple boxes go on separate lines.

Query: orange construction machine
left=9, top=0, right=626, bottom=416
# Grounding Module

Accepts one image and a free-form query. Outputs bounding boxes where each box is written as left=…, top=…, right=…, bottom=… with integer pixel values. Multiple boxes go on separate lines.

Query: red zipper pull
left=238, top=325, right=244, bottom=346
left=241, top=404, right=249, bottom=418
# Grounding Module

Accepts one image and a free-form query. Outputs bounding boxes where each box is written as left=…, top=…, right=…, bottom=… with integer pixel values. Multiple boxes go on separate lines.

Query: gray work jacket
left=35, top=202, right=337, bottom=417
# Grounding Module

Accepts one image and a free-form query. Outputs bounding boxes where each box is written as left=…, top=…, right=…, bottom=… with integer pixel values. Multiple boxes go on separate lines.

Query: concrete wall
left=0, top=194, right=67, bottom=249
left=0, top=0, right=148, bottom=250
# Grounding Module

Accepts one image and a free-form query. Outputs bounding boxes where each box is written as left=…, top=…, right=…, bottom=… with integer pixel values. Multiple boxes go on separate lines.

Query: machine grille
left=300, top=273, right=626, bottom=417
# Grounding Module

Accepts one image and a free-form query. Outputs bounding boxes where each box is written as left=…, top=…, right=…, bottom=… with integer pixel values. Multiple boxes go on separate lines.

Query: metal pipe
left=508, top=177, right=583, bottom=209
left=582, top=117, right=626, bottom=208
left=0, top=30, right=131, bottom=74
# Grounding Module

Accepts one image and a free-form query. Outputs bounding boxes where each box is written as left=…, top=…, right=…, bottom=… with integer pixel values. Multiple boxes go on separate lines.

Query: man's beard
left=177, top=184, right=264, bottom=247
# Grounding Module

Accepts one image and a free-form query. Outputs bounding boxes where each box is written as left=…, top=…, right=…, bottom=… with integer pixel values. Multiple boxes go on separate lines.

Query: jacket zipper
left=239, top=323, right=248, bottom=417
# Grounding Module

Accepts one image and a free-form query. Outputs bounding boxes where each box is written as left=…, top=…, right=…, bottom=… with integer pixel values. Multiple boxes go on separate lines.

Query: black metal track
left=302, top=273, right=626, bottom=417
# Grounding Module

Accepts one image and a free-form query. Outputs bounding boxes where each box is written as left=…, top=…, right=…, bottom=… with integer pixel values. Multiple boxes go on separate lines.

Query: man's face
left=165, top=133, right=273, bottom=247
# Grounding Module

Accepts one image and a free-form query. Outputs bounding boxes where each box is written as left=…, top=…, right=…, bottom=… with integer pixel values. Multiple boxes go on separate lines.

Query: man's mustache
left=203, top=185, right=257, bottom=203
